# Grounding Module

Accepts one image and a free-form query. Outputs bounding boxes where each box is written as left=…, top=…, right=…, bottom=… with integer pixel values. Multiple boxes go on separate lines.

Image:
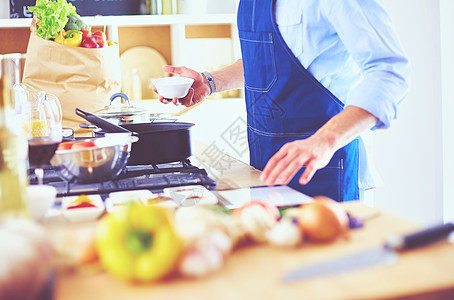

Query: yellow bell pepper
left=107, top=40, right=118, bottom=46
left=54, top=30, right=82, bottom=47
left=96, top=203, right=183, bottom=282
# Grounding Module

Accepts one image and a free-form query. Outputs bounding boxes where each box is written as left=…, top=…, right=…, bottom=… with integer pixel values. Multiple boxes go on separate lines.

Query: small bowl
left=152, top=76, right=195, bottom=99
left=62, top=195, right=104, bottom=223
left=163, top=185, right=218, bottom=207
left=109, top=189, right=153, bottom=202
left=27, top=185, right=57, bottom=220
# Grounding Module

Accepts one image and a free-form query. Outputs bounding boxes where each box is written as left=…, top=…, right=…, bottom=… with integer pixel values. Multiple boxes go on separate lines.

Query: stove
left=29, top=159, right=216, bottom=198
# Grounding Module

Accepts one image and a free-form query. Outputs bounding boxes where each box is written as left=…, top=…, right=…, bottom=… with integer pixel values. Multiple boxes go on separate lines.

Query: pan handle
left=75, top=108, right=135, bottom=135
left=75, top=107, right=92, bottom=119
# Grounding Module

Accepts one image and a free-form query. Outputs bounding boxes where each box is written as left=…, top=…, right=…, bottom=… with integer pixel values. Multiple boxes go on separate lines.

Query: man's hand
left=260, top=134, right=335, bottom=186
left=260, top=106, right=379, bottom=186
left=153, top=65, right=210, bottom=107
left=154, top=60, right=245, bottom=107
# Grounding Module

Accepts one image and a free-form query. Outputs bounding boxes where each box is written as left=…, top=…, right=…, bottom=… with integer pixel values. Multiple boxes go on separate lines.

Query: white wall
left=372, top=0, right=445, bottom=226
left=440, top=0, right=454, bottom=224
left=0, top=0, right=9, bottom=19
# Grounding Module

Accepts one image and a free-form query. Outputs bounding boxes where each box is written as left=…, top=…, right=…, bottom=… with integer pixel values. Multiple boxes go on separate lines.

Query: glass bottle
left=0, top=56, right=30, bottom=219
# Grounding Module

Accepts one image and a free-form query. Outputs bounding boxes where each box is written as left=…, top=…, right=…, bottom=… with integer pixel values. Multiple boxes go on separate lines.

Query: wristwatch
left=201, top=71, right=216, bottom=96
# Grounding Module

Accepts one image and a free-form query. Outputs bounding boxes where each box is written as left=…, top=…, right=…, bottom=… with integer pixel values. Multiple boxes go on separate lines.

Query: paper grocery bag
left=22, top=32, right=121, bottom=135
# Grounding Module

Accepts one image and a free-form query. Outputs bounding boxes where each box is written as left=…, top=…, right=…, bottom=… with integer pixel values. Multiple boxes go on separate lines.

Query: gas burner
left=29, top=159, right=216, bottom=198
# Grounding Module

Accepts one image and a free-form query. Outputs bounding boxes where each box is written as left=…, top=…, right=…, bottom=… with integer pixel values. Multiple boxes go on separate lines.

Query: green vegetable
left=28, top=0, right=78, bottom=40
left=64, top=14, right=89, bottom=31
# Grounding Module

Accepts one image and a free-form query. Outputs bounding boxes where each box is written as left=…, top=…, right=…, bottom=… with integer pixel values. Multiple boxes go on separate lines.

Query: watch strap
left=202, top=71, right=216, bottom=96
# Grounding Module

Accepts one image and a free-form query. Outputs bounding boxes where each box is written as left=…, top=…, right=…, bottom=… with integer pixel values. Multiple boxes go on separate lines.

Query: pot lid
left=95, top=92, right=147, bottom=118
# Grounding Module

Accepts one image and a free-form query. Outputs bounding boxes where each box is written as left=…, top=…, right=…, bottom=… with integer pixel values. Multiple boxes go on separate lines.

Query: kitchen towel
left=23, top=29, right=121, bottom=134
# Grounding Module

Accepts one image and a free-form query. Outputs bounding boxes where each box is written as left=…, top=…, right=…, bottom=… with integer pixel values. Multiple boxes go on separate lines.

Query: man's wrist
left=201, top=71, right=216, bottom=96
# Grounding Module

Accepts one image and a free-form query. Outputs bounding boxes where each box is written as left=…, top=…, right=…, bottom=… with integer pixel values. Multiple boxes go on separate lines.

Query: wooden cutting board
left=50, top=202, right=454, bottom=300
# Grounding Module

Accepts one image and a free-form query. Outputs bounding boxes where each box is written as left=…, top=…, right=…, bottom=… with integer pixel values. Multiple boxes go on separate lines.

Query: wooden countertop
left=50, top=202, right=454, bottom=300
left=191, top=141, right=265, bottom=191
left=45, top=139, right=454, bottom=299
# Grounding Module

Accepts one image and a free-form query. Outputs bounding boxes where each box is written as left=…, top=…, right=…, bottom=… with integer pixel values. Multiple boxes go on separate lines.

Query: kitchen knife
left=282, top=223, right=454, bottom=282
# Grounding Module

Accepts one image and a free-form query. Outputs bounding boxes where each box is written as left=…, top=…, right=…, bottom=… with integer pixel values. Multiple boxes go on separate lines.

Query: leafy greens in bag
left=28, top=0, right=78, bottom=40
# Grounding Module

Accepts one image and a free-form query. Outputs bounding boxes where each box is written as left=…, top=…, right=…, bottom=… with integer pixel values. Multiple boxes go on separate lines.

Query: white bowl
left=62, top=195, right=104, bottom=223
left=105, top=189, right=152, bottom=213
left=152, top=76, right=195, bottom=99
left=109, top=189, right=153, bottom=202
left=163, top=185, right=218, bottom=207
left=27, top=185, right=57, bottom=220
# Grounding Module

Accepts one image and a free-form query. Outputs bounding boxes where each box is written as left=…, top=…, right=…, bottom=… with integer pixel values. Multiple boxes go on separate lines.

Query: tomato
left=93, top=30, right=106, bottom=39
left=57, top=141, right=75, bottom=150
left=71, top=140, right=96, bottom=150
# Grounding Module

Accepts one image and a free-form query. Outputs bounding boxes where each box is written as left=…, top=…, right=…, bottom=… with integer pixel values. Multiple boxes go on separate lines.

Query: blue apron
left=238, top=0, right=360, bottom=202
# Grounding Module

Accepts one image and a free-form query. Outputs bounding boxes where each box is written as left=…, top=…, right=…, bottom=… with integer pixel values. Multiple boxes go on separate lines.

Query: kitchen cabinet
left=0, top=14, right=239, bottom=68
left=0, top=14, right=241, bottom=99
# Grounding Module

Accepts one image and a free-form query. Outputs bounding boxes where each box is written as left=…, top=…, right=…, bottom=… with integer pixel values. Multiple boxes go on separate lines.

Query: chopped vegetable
left=64, top=14, right=89, bottom=31
left=67, top=194, right=95, bottom=206
left=28, top=0, right=78, bottom=40
left=67, top=202, right=97, bottom=209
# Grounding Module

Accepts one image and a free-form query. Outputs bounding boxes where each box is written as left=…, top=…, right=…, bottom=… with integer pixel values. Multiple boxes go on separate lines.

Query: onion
left=296, top=196, right=349, bottom=242
left=312, top=196, right=349, bottom=236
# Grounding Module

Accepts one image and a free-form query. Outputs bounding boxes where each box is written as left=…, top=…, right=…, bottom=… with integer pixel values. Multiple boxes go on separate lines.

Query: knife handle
left=386, top=223, right=454, bottom=251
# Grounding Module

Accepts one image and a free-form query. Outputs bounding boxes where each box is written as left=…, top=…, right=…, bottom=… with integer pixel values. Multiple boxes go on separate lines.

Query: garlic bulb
left=266, top=219, right=303, bottom=248
left=179, top=230, right=232, bottom=278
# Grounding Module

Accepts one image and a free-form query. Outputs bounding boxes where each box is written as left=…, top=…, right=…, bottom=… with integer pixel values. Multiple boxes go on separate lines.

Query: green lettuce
left=28, top=0, right=78, bottom=40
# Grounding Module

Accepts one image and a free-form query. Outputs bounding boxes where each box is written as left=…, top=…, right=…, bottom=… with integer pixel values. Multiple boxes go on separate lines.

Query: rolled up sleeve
left=324, top=0, right=411, bottom=129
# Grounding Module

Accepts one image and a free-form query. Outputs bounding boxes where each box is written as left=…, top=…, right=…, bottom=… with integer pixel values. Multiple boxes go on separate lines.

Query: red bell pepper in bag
left=93, top=31, right=107, bottom=48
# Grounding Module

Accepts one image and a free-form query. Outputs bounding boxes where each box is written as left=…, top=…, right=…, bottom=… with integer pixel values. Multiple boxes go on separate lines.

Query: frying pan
left=76, top=108, right=194, bottom=165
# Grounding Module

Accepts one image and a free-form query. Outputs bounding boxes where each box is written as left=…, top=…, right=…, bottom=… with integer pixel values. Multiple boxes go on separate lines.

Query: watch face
left=202, top=72, right=216, bottom=95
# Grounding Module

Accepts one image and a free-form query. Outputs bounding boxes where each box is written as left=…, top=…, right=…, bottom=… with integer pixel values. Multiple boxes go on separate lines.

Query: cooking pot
left=93, top=122, right=194, bottom=165
left=76, top=108, right=194, bottom=166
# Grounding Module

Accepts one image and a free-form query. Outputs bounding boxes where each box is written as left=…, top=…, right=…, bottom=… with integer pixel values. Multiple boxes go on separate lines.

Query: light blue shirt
left=274, top=0, right=411, bottom=189
left=275, top=0, right=411, bottom=130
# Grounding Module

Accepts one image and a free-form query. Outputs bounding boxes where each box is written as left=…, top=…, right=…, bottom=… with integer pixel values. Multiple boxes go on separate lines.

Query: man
left=156, top=0, right=410, bottom=202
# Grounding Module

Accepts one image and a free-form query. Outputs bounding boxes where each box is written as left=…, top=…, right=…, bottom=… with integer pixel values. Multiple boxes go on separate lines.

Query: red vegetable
left=71, top=140, right=96, bottom=150
left=57, top=141, right=75, bottom=150
left=92, top=31, right=107, bottom=48
left=80, top=29, right=92, bottom=41
left=67, top=202, right=97, bottom=209
left=81, top=36, right=99, bottom=48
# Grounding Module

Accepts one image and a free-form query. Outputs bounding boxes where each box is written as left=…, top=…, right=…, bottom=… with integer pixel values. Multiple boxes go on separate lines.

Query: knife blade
left=282, top=222, right=454, bottom=282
